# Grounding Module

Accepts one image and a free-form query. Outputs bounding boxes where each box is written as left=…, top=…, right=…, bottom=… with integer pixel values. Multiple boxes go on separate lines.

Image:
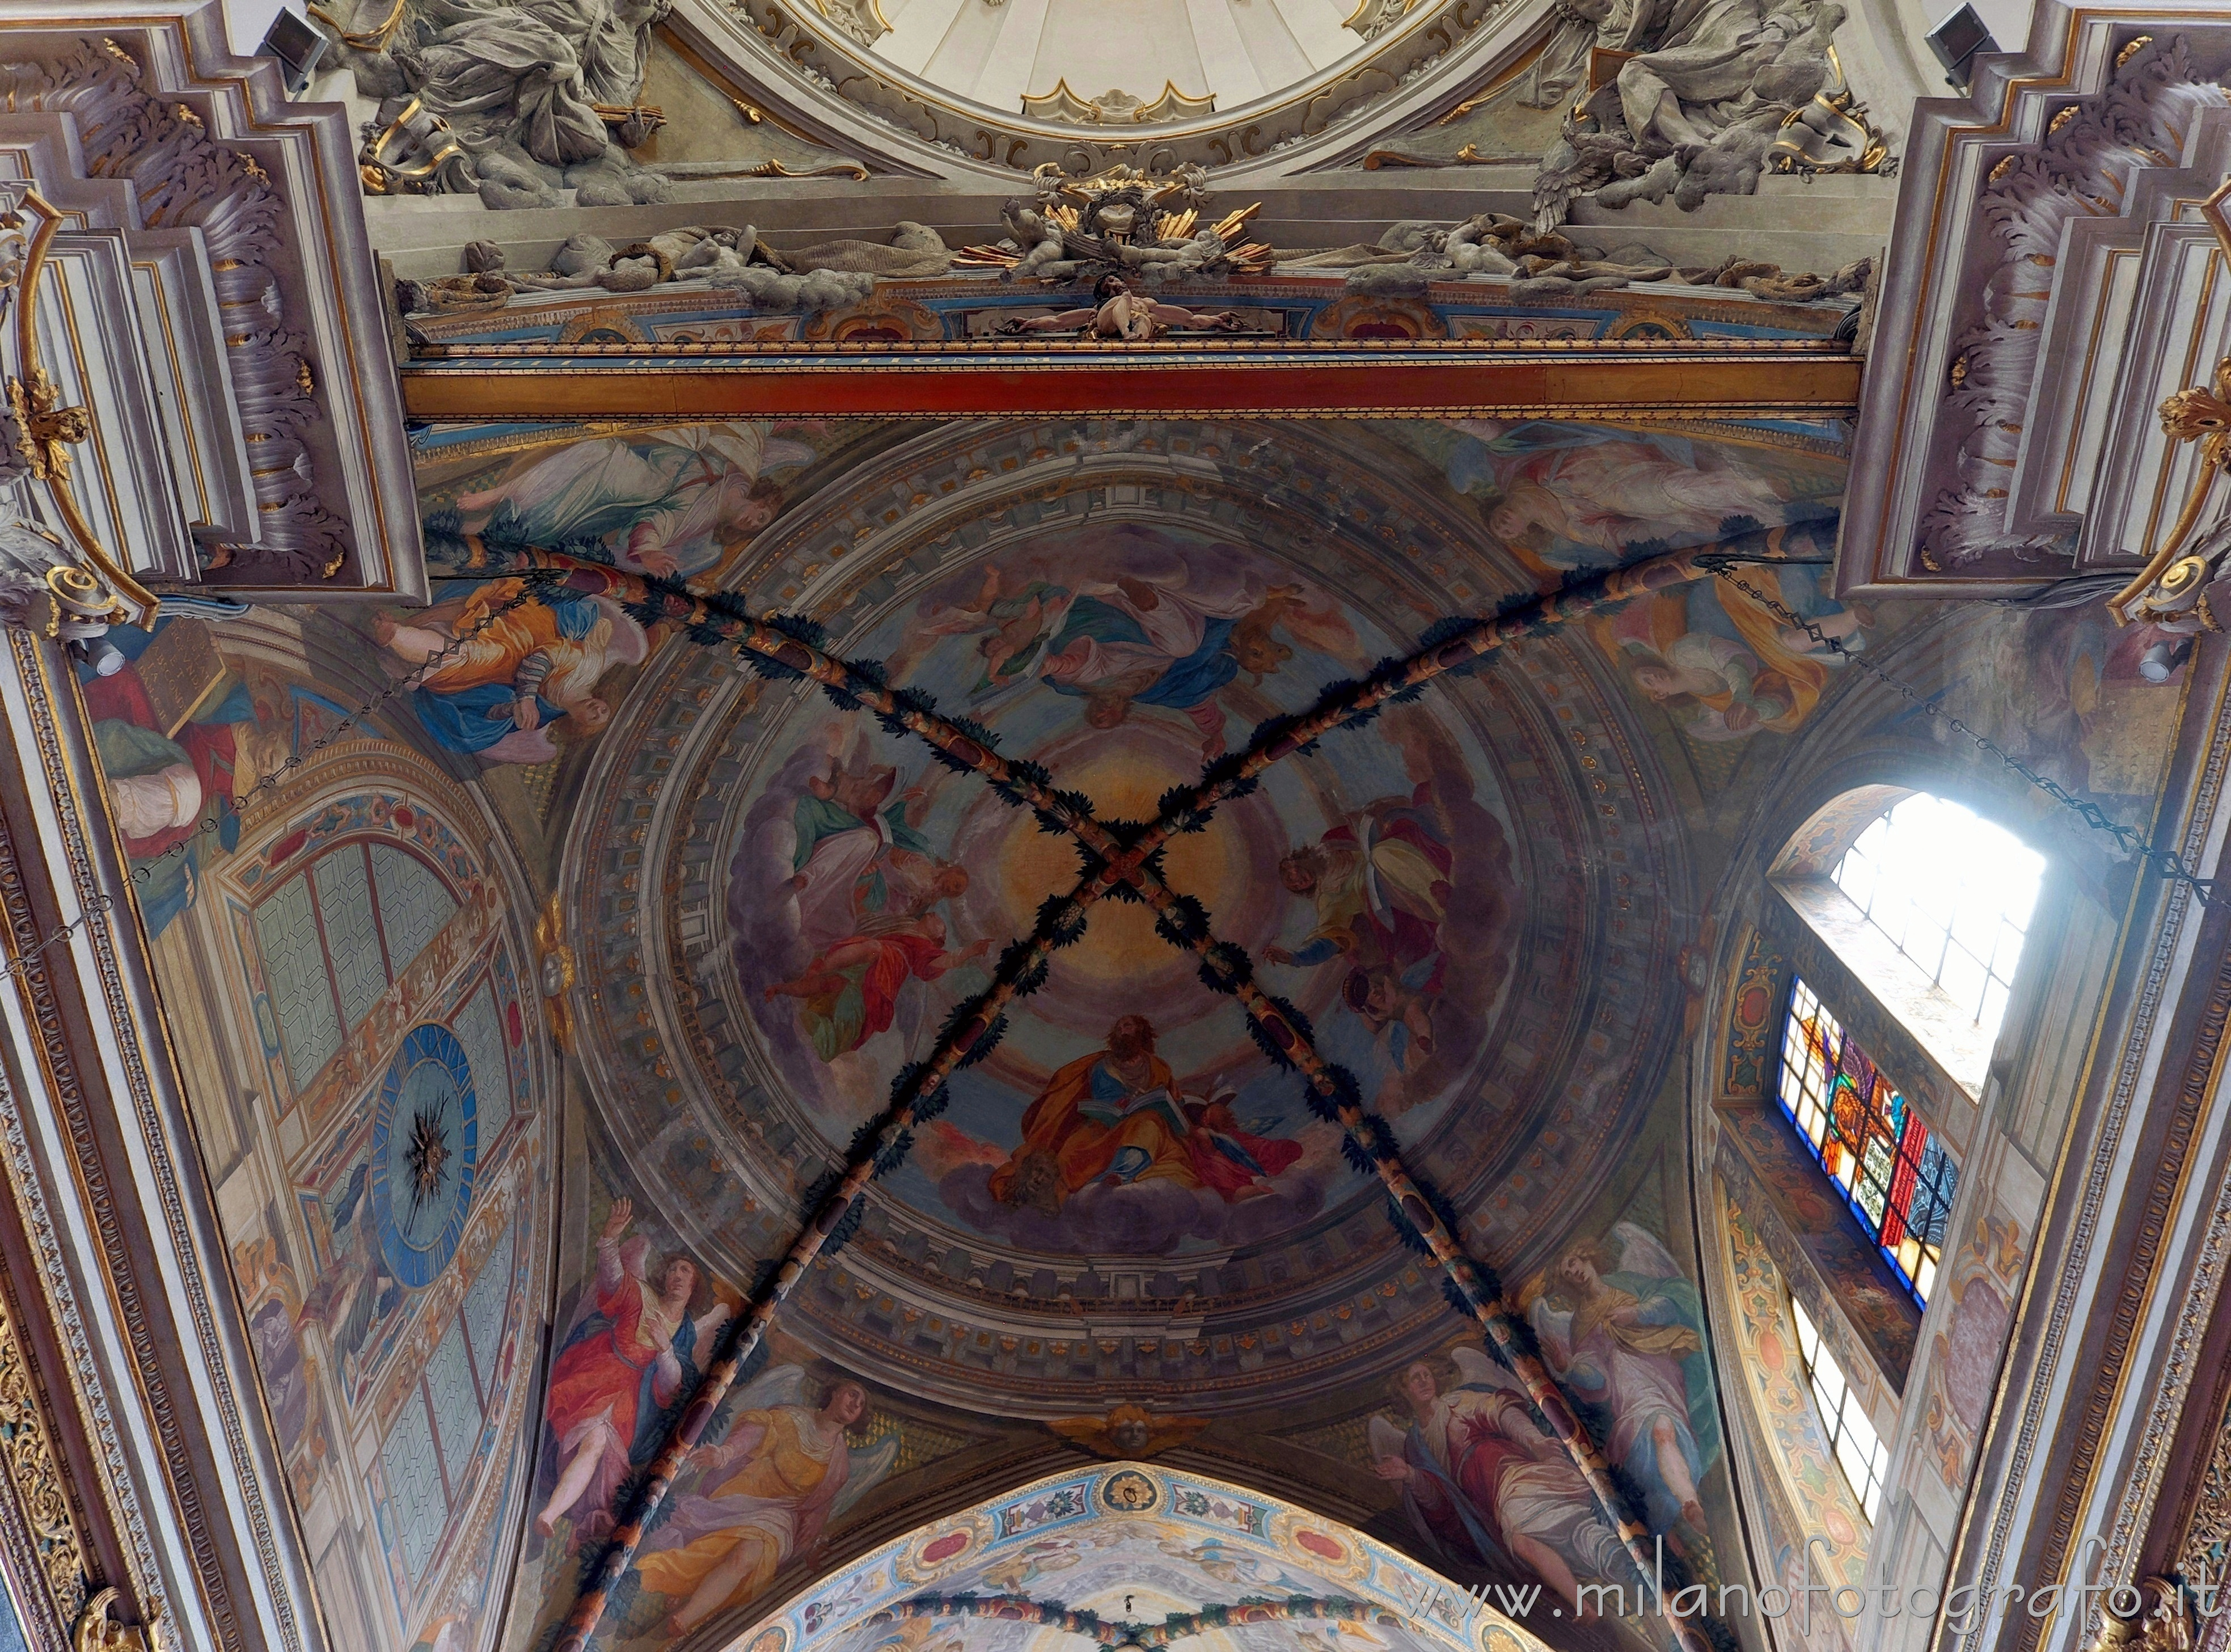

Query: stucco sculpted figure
left=1001, top=276, right=1253, bottom=341
left=330, top=0, right=674, bottom=207
left=394, top=226, right=950, bottom=317
left=1531, top=0, right=1886, bottom=229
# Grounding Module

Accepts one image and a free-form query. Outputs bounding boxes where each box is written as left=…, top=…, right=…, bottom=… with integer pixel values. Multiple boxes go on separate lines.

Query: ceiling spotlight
left=2140, top=638, right=2193, bottom=683
left=1926, top=4, right=2000, bottom=93
left=256, top=7, right=328, bottom=98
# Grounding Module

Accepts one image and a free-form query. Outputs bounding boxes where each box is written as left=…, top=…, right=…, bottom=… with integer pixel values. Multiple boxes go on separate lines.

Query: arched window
left=1790, top=1295, right=1890, bottom=1519
left=1763, top=789, right=2047, bottom=1304
left=1828, top=793, right=2045, bottom=1048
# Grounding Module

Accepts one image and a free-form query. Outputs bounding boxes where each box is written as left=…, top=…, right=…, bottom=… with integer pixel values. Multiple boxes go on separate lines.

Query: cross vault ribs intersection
left=447, top=530, right=1745, bottom=1652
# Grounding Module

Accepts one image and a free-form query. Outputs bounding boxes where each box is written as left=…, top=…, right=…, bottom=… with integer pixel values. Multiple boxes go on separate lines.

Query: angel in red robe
left=535, top=1199, right=732, bottom=1546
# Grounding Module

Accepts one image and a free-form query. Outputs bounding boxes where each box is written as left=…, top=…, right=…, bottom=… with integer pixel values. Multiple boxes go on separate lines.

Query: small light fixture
left=256, top=8, right=328, bottom=98
left=1926, top=3, right=1999, bottom=92
left=2139, top=637, right=2193, bottom=683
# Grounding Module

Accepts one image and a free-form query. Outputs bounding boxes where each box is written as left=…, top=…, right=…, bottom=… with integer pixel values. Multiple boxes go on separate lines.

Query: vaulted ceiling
left=399, top=413, right=1860, bottom=1652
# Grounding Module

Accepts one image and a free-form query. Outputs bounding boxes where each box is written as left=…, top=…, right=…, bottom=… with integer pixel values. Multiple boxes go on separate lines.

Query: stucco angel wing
left=1610, top=1219, right=1683, bottom=1282
left=833, top=1427, right=901, bottom=1522
left=1448, top=1344, right=1520, bottom=1394
left=729, top=1361, right=812, bottom=1414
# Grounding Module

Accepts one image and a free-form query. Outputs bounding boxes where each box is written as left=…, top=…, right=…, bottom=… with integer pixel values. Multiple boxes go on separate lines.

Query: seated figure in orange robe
left=988, top=1015, right=1198, bottom=1212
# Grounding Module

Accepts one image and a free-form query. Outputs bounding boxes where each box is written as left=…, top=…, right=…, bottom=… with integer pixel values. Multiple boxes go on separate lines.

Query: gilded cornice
left=0, top=1272, right=88, bottom=1638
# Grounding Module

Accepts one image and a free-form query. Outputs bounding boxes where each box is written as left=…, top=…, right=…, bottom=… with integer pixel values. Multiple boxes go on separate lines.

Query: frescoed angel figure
left=636, top=1364, right=898, bottom=1635
left=1598, top=559, right=1863, bottom=743
left=535, top=1199, right=733, bottom=1548
left=1368, top=1347, right=1632, bottom=1615
left=1267, top=784, right=1454, bottom=1068
left=1524, top=1222, right=1718, bottom=1539
left=378, top=575, right=650, bottom=765
left=770, top=732, right=987, bottom=1060
left=1438, top=422, right=1831, bottom=580
left=902, top=563, right=1076, bottom=698
left=1036, top=573, right=1353, bottom=758
left=454, top=422, right=814, bottom=578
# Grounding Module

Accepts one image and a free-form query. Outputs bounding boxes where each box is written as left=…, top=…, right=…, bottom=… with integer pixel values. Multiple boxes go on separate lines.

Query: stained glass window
left=1831, top=792, right=2044, bottom=1047
left=1777, top=978, right=1959, bottom=1302
left=1790, top=1295, right=1891, bottom=1519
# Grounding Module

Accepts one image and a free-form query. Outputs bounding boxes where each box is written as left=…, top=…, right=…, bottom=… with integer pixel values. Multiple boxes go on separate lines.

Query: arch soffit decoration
left=210, top=737, right=563, bottom=1635
left=737, top=1463, right=1549, bottom=1652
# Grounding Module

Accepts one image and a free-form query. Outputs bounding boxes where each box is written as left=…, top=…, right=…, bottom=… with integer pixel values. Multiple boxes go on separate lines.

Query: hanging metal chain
left=0, top=574, right=553, bottom=987
left=1710, top=563, right=2216, bottom=905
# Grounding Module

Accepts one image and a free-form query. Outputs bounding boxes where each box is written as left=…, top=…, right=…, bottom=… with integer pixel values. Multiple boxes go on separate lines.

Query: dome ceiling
left=671, top=0, right=1535, bottom=178
left=873, top=0, right=1365, bottom=124
left=564, top=417, right=1705, bottom=1419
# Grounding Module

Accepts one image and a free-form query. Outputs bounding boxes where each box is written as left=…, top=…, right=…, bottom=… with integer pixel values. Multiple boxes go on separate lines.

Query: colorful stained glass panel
left=1777, top=978, right=1958, bottom=1303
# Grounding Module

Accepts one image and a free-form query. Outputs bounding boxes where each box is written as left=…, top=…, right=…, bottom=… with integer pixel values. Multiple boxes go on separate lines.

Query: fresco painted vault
left=76, top=402, right=2195, bottom=1652
left=388, top=413, right=1859, bottom=1652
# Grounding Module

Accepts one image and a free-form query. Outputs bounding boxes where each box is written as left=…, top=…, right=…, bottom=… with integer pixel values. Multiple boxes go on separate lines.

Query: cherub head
left=1083, top=688, right=1131, bottom=729
left=1279, top=845, right=1327, bottom=894
left=1001, top=1148, right=1064, bottom=1215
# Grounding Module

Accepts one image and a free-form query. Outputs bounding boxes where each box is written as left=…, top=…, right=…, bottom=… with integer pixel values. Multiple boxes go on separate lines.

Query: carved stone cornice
left=1843, top=10, right=2231, bottom=599
left=0, top=6, right=422, bottom=602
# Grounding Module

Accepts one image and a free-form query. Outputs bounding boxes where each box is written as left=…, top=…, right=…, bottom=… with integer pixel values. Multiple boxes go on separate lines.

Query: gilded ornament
left=2089, top=1577, right=2190, bottom=1651
left=1765, top=56, right=1894, bottom=178
left=2110, top=350, right=2231, bottom=624
left=306, top=0, right=408, bottom=49
left=1098, top=1468, right=1159, bottom=1511
left=535, top=891, right=577, bottom=1049
left=6, top=367, right=88, bottom=483
left=0, top=190, right=154, bottom=619
left=72, top=1590, right=154, bottom=1652
left=0, top=1296, right=87, bottom=1617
